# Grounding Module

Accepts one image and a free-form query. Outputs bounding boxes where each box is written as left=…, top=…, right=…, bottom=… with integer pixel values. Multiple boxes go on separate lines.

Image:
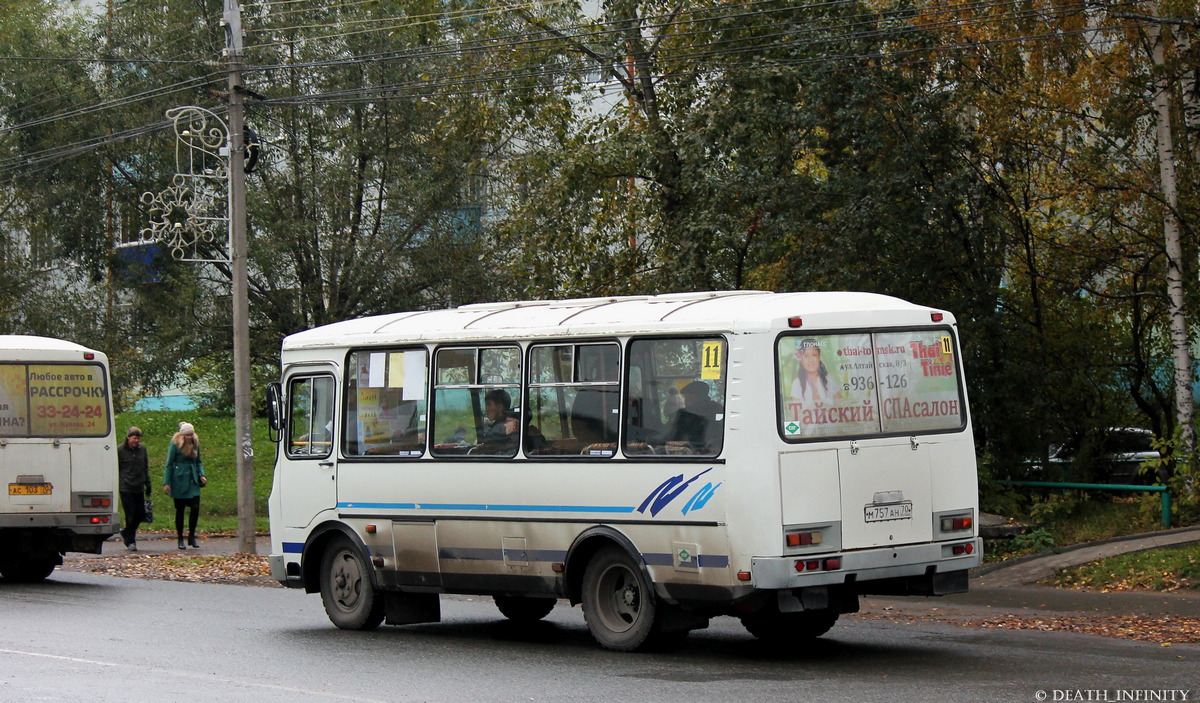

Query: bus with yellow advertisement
left=0, top=336, right=118, bottom=582
left=266, top=291, right=981, bottom=650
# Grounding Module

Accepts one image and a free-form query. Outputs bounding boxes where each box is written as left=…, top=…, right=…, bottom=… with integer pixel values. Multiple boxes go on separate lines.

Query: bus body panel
left=268, top=292, right=982, bottom=640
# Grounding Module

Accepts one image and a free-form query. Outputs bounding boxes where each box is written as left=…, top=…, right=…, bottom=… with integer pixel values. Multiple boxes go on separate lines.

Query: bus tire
left=0, top=555, right=57, bottom=583
left=581, top=545, right=661, bottom=651
left=741, top=610, right=839, bottom=643
left=319, top=536, right=384, bottom=631
left=493, top=595, right=556, bottom=622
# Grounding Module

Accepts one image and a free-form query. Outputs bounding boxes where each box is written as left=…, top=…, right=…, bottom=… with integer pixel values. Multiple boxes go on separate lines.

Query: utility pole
left=223, top=0, right=256, bottom=554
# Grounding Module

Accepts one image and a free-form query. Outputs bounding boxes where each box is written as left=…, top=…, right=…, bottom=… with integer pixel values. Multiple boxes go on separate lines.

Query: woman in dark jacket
left=116, top=426, right=151, bottom=551
left=163, top=421, right=207, bottom=550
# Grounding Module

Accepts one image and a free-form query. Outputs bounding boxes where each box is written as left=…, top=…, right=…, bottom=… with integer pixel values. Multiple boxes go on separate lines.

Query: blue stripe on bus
left=285, top=539, right=728, bottom=569
left=337, top=501, right=636, bottom=513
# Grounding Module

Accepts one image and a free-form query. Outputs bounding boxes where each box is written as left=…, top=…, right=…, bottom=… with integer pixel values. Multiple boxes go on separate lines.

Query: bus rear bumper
left=750, top=538, right=982, bottom=592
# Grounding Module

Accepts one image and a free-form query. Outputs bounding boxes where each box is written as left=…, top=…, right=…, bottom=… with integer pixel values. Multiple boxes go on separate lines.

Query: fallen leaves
left=70, top=553, right=276, bottom=587
left=964, top=614, right=1200, bottom=645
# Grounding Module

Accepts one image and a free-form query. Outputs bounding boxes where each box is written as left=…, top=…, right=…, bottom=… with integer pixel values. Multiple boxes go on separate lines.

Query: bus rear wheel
left=581, top=545, right=664, bottom=651
left=319, top=537, right=384, bottom=630
left=494, top=595, right=556, bottom=622
left=0, top=555, right=58, bottom=583
left=741, top=610, right=839, bottom=643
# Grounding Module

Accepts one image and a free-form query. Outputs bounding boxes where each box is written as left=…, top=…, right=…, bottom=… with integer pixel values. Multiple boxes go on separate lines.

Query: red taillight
left=89, top=516, right=110, bottom=524
left=951, top=543, right=974, bottom=555
left=788, top=316, right=803, bottom=328
left=941, top=516, right=973, bottom=532
left=83, top=352, right=96, bottom=360
left=930, top=312, right=944, bottom=322
left=823, top=557, right=841, bottom=571
left=786, top=531, right=822, bottom=547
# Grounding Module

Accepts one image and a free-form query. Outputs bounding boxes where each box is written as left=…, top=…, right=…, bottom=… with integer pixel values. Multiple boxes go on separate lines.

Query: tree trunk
left=1148, top=18, right=1195, bottom=456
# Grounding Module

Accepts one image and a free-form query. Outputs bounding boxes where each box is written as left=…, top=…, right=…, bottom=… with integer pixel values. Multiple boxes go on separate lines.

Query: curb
left=974, top=525, right=1200, bottom=577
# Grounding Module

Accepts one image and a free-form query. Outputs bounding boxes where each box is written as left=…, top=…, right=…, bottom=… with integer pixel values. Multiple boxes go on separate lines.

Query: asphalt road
left=0, top=572, right=1194, bottom=703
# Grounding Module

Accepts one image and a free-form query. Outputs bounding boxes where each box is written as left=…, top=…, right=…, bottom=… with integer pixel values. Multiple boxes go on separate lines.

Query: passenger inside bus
left=658, top=381, right=723, bottom=453
left=477, top=388, right=519, bottom=454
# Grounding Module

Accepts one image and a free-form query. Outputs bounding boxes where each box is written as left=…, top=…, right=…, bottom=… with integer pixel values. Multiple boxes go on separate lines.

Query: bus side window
left=624, top=337, right=726, bottom=457
left=288, top=376, right=335, bottom=458
left=345, top=349, right=429, bottom=458
left=526, top=343, right=619, bottom=457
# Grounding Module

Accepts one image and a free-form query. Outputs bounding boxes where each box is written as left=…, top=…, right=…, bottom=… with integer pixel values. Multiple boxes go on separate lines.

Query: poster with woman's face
left=777, top=333, right=877, bottom=438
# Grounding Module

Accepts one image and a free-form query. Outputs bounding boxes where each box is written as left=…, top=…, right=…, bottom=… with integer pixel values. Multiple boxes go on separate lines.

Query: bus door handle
left=318, top=461, right=335, bottom=468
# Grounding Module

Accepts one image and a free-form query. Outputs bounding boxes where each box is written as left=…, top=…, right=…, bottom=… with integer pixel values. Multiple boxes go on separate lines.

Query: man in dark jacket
left=117, top=426, right=152, bottom=551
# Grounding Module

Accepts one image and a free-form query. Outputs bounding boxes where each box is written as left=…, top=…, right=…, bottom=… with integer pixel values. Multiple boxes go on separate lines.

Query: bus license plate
left=8, top=483, right=52, bottom=496
left=864, top=502, right=912, bottom=522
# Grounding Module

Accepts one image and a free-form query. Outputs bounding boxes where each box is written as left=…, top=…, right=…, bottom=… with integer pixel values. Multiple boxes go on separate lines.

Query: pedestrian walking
left=116, top=426, right=151, bottom=551
left=163, top=421, right=207, bottom=550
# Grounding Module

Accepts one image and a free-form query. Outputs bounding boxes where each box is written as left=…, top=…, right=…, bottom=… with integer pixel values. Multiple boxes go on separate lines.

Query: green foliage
left=1011, top=528, right=1057, bottom=553
left=1051, top=544, right=1200, bottom=592
left=1028, top=492, right=1084, bottom=525
left=1142, top=430, right=1200, bottom=526
left=2, top=0, right=1200, bottom=479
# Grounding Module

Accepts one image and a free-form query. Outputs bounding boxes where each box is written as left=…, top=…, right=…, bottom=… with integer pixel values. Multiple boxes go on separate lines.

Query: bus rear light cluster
left=951, top=543, right=974, bottom=556
left=785, top=531, right=822, bottom=547
left=81, top=496, right=112, bottom=509
left=89, top=516, right=110, bottom=524
left=940, top=516, right=973, bottom=532
left=795, top=557, right=841, bottom=572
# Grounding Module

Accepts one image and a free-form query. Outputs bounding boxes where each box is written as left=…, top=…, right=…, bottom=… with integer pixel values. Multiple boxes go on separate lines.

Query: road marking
left=0, top=649, right=117, bottom=667
left=0, top=647, right=393, bottom=702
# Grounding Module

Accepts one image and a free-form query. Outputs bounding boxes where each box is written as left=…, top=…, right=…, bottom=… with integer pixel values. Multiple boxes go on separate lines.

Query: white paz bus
left=0, top=336, right=118, bottom=582
left=267, top=291, right=981, bottom=650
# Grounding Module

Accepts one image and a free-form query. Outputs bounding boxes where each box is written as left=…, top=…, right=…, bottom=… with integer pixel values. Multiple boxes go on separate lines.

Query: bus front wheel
left=319, top=537, right=384, bottom=630
left=581, top=545, right=662, bottom=651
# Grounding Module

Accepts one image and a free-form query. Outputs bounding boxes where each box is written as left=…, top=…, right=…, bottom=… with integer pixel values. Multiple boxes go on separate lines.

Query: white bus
left=267, top=291, right=981, bottom=650
left=0, top=336, right=118, bottom=582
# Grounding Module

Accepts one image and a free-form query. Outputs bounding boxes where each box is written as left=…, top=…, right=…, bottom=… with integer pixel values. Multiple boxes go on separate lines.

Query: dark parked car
left=1047, top=427, right=1160, bottom=484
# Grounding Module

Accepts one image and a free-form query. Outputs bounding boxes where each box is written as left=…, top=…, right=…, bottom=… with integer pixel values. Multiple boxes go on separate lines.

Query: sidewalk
left=865, top=525, right=1200, bottom=619
left=72, top=532, right=272, bottom=559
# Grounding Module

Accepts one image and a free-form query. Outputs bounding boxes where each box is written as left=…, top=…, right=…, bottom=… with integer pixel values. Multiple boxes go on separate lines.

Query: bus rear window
left=0, top=362, right=110, bottom=438
left=776, top=329, right=964, bottom=440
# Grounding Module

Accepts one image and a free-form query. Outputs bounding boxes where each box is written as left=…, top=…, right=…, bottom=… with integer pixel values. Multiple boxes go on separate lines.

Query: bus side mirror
left=266, top=382, right=283, bottom=441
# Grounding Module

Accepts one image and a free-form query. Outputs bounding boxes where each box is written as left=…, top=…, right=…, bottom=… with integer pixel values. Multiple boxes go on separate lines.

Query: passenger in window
left=479, top=389, right=519, bottom=451
left=661, top=381, right=723, bottom=451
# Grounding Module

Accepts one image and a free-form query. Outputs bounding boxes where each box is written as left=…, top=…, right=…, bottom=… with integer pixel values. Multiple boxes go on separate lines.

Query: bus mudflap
left=384, top=591, right=441, bottom=626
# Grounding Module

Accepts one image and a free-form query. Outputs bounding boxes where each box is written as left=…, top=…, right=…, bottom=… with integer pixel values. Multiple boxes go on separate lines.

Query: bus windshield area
left=776, top=329, right=964, bottom=440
